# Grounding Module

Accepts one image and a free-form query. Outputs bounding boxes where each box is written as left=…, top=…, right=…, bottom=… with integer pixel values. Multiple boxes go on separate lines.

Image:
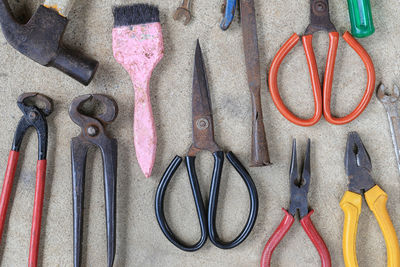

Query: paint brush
left=112, top=4, right=164, bottom=178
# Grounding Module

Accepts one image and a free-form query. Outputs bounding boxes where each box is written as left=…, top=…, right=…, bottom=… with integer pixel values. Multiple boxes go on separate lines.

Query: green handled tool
left=347, top=0, right=375, bottom=38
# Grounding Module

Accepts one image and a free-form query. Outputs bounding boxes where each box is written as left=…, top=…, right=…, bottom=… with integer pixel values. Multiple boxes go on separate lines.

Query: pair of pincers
left=0, top=93, right=53, bottom=267
left=69, top=94, right=118, bottom=267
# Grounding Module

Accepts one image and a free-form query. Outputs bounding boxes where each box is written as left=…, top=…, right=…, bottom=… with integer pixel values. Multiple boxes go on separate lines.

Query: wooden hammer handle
left=43, top=0, right=75, bottom=17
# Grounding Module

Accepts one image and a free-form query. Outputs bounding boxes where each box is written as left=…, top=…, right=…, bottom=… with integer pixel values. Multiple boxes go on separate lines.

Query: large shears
left=268, top=0, right=375, bottom=126
left=155, top=41, right=258, bottom=252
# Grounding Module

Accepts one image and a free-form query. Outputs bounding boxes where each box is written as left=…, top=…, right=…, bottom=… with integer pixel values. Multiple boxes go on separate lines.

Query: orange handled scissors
left=268, top=0, right=375, bottom=127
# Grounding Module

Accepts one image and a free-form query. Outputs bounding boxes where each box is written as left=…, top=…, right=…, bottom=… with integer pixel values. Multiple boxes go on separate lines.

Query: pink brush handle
left=112, top=23, right=164, bottom=178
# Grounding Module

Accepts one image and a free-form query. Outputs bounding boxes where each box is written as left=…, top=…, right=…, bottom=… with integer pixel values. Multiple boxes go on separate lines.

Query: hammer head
left=0, top=2, right=98, bottom=85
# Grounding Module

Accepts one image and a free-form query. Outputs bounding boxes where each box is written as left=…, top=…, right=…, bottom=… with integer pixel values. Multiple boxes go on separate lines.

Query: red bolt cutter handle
left=260, top=209, right=331, bottom=267
left=268, top=31, right=375, bottom=126
left=0, top=151, right=47, bottom=267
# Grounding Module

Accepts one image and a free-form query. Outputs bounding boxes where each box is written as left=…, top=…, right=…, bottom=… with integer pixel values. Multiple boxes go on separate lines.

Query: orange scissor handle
left=323, top=31, right=375, bottom=125
left=268, top=33, right=323, bottom=127
left=268, top=31, right=375, bottom=127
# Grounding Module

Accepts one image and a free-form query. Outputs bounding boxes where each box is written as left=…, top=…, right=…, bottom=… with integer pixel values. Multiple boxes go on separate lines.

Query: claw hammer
left=0, top=0, right=98, bottom=85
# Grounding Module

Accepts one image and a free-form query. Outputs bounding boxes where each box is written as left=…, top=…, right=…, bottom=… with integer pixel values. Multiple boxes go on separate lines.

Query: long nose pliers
left=69, top=94, right=118, bottom=267
left=340, top=132, right=400, bottom=267
left=268, top=0, right=375, bottom=127
left=0, top=93, right=53, bottom=267
left=261, top=139, right=331, bottom=267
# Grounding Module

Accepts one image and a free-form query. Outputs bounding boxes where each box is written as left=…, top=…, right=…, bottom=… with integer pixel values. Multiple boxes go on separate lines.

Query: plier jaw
left=345, top=132, right=375, bottom=194
left=220, top=0, right=237, bottom=30
left=288, top=139, right=310, bottom=219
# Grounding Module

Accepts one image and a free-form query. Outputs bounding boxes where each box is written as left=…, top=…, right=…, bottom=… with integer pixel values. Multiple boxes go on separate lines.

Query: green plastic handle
left=347, top=0, right=375, bottom=38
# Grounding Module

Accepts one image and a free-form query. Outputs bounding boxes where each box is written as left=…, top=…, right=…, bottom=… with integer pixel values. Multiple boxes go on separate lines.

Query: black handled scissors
left=155, top=40, right=258, bottom=252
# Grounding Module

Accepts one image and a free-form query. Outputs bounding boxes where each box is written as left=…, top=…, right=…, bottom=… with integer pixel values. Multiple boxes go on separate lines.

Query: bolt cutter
left=268, top=0, right=375, bottom=127
left=261, top=139, right=331, bottom=267
left=340, top=132, right=400, bottom=267
left=0, top=93, right=53, bottom=267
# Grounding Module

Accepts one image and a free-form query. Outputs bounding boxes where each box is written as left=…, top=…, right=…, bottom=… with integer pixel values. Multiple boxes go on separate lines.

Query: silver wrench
left=377, top=84, right=400, bottom=175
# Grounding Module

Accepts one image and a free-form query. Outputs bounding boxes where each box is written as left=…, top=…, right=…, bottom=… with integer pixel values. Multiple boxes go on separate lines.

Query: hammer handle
left=43, top=0, right=75, bottom=17
left=50, top=46, right=99, bottom=86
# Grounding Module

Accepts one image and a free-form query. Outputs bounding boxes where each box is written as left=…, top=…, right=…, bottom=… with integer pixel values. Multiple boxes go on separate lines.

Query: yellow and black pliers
left=340, top=132, right=400, bottom=267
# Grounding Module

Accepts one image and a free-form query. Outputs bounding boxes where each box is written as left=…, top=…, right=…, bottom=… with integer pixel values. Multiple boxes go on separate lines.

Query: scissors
left=268, top=0, right=375, bottom=127
left=155, top=40, right=259, bottom=252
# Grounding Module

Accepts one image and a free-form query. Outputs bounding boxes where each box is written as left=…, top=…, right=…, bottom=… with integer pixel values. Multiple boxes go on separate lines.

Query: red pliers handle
left=268, top=31, right=375, bottom=126
left=260, top=209, right=331, bottom=267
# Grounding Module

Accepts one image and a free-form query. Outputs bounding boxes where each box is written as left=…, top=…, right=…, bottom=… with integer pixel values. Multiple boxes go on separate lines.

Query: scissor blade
left=193, top=40, right=212, bottom=120
left=191, top=41, right=218, bottom=153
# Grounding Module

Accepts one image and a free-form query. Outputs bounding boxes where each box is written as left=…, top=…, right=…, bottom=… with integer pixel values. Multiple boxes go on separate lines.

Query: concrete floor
left=0, top=0, right=399, bottom=266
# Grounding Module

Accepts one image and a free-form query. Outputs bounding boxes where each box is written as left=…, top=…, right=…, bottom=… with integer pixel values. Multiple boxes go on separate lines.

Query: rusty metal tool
left=69, top=94, right=118, bottom=267
left=268, top=0, right=375, bottom=127
left=155, top=41, right=258, bottom=252
left=220, top=0, right=271, bottom=167
left=173, top=0, right=192, bottom=25
left=0, top=0, right=99, bottom=85
left=377, top=84, right=400, bottom=175
left=261, top=139, right=331, bottom=267
left=0, top=93, right=53, bottom=267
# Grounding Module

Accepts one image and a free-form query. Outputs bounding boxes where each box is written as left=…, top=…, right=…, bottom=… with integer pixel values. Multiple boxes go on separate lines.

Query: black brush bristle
left=113, top=4, right=160, bottom=27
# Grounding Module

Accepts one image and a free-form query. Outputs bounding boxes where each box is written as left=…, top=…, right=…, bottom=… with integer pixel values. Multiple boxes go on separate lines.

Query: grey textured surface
left=0, top=0, right=399, bottom=266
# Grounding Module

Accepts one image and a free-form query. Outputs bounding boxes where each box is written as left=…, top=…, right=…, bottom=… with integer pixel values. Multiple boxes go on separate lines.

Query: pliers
left=0, top=93, right=53, bottom=267
left=261, top=139, right=331, bottom=267
left=268, top=0, right=375, bottom=126
left=340, top=132, right=400, bottom=267
left=69, top=94, right=118, bottom=267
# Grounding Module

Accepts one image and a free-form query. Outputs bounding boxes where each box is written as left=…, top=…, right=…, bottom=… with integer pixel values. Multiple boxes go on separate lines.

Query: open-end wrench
left=377, top=84, right=400, bottom=175
left=173, top=0, right=191, bottom=25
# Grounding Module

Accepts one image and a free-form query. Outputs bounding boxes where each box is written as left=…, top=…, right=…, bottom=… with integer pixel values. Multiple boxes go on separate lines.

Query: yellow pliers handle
left=340, top=185, right=400, bottom=267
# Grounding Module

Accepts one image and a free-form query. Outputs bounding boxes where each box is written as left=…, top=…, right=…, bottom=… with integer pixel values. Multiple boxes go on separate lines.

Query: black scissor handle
left=155, top=156, right=208, bottom=252
left=208, top=151, right=259, bottom=249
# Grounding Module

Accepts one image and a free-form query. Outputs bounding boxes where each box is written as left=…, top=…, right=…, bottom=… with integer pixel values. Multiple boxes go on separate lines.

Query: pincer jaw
left=17, top=92, right=54, bottom=116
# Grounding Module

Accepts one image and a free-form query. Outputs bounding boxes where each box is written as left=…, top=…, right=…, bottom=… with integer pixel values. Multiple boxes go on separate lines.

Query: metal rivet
left=29, top=111, right=38, bottom=120
left=87, top=126, right=98, bottom=136
left=196, top=118, right=209, bottom=130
